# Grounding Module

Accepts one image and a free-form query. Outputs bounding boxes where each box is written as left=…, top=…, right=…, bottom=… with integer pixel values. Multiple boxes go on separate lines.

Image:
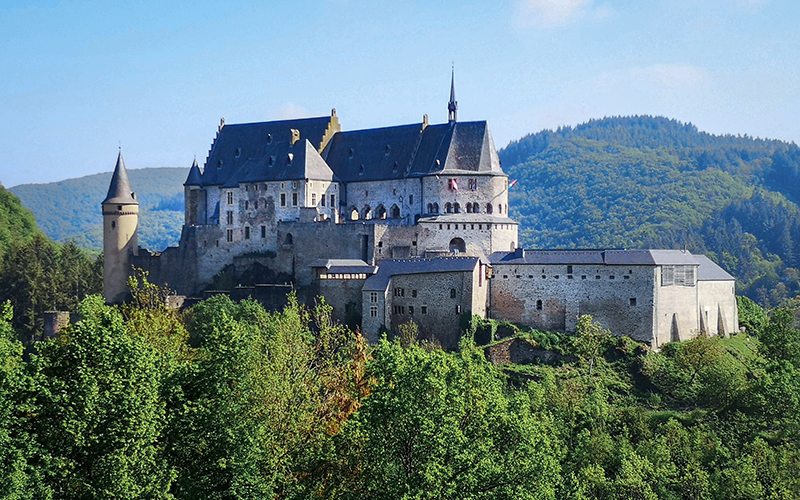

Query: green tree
left=31, top=295, right=172, bottom=499
left=574, top=315, right=612, bottom=375
left=334, top=338, right=561, bottom=499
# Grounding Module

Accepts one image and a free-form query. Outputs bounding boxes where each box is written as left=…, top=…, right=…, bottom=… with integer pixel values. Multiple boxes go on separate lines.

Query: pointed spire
left=102, top=151, right=138, bottom=205
left=448, top=64, right=458, bottom=124
left=184, top=157, right=203, bottom=186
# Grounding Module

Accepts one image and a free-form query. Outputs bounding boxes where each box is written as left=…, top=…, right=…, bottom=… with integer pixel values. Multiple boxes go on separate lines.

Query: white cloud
left=628, top=64, right=709, bottom=89
left=516, top=0, right=593, bottom=28
left=275, top=102, right=310, bottom=120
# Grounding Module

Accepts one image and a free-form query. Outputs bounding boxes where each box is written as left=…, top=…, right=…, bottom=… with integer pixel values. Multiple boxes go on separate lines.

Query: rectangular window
left=330, top=194, right=335, bottom=209
left=244, top=200, right=249, bottom=210
left=226, top=211, right=234, bottom=225
left=421, top=306, right=427, bottom=314
left=394, top=287, right=405, bottom=297
left=261, top=226, right=266, bottom=238
left=280, top=193, right=286, bottom=206
left=567, top=265, right=573, bottom=274
left=412, top=290, right=417, bottom=298
left=244, top=226, right=250, bottom=239
left=450, top=288, right=456, bottom=298
left=227, top=191, right=234, bottom=205
left=409, top=194, right=413, bottom=204
left=684, top=266, right=696, bottom=286
left=662, top=266, right=674, bottom=286
left=370, top=306, right=378, bottom=317
left=630, top=298, right=637, bottom=306
left=226, top=229, right=233, bottom=242
left=292, top=193, right=298, bottom=206
left=409, top=306, right=414, bottom=315
left=321, top=194, right=326, bottom=207
left=370, top=292, right=378, bottom=303
left=312, top=193, right=317, bottom=206
left=455, top=305, right=461, bottom=314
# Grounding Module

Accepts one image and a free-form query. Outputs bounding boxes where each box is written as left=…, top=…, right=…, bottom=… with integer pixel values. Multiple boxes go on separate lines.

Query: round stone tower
left=102, top=151, right=139, bottom=304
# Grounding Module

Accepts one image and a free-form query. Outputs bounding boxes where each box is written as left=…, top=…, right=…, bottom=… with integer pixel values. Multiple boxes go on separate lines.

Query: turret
left=102, top=151, right=139, bottom=304
left=184, top=158, right=205, bottom=226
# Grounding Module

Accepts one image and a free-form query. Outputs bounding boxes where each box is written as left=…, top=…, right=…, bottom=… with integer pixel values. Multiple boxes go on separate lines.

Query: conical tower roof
left=102, top=151, right=138, bottom=205
left=184, top=158, right=202, bottom=186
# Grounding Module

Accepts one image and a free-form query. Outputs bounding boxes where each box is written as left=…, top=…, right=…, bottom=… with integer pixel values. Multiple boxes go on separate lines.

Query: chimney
left=290, top=129, right=300, bottom=146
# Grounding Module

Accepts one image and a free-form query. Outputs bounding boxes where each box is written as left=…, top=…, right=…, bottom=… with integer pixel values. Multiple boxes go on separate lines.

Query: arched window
left=536, top=299, right=542, bottom=311
left=427, top=203, right=433, bottom=213
left=454, top=203, right=461, bottom=213
left=498, top=204, right=502, bottom=214
left=473, top=203, right=480, bottom=214
left=449, top=238, right=466, bottom=253
left=376, top=205, right=387, bottom=220
left=486, top=203, right=493, bottom=214
left=349, top=207, right=360, bottom=221
left=363, top=205, right=372, bottom=220
left=445, top=202, right=453, bottom=213
left=433, top=202, right=439, bottom=214
left=466, top=203, right=472, bottom=213
left=285, top=233, right=294, bottom=245
left=391, top=204, right=401, bottom=218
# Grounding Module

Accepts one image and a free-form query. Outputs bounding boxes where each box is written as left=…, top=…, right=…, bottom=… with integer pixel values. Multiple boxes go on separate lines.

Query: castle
left=102, top=76, right=738, bottom=349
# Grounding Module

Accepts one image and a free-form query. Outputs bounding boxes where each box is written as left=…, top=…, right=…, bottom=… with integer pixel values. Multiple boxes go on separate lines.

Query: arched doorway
left=391, top=204, right=400, bottom=218
left=449, top=237, right=466, bottom=253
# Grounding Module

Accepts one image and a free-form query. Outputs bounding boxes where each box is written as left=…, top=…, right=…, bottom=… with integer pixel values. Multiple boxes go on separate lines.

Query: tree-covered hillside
left=0, top=184, right=43, bottom=262
left=500, top=116, right=800, bottom=305
left=10, top=167, right=188, bottom=251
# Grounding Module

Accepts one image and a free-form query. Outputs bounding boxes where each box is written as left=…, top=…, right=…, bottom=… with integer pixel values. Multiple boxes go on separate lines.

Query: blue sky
left=1, top=0, right=798, bottom=187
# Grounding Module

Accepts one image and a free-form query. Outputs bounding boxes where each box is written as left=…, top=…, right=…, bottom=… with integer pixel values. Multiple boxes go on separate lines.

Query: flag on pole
left=509, top=179, right=518, bottom=188
left=450, top=178, right=459, bottom=191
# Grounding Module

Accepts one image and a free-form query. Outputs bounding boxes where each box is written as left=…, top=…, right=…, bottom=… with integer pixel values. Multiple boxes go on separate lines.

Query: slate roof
left=695, top=255, right=735, bottom=281
left=229, top=139, right=334, bottom=187
left=184, top=158, right=202, bottom=186
left=102, top=152, right=138, bottom=205
left=489, top=249, right=712, bottom=267
left=309, top=259, right=378, bottom=275
left=201, top=116, right=333, bottom=187
left=363, top=257, right=480, bottom=291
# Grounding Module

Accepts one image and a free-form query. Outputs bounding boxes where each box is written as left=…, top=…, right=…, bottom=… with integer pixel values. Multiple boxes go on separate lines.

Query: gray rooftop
left=184, top=158, right=202, bottom=186
left=489, top=249, right=727, bottom=269
left=695, top=255, right=735, bottom=281
left=102, top=152, right=138, bottom=205
left=363, top=257, right=480, bottom=291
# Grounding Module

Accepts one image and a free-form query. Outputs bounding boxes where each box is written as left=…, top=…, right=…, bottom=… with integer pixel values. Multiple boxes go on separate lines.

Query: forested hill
left=10, top=168, right=188, bottom=252
left=499, top=116, right=800, bottom=306
left=0, top=184, right=45, bottom=261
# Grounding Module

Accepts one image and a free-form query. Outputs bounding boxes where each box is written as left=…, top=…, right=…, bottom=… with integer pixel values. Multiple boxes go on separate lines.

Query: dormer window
left=349, top=148, right=355, bottom=159
left=235, top=148, right=241, bottom=158
left=268, top=156, right=274, bottom=166
left=359, top=164, right=364, bottom=175
left=385, top=145, right=391, bottom=155
left=266, top=133, right=272, bottom=144
left=392, top=162, right=398, bottom=173
left=287, top=153, right=294, bottom=164
left=217, top=160, right=223, bottom=169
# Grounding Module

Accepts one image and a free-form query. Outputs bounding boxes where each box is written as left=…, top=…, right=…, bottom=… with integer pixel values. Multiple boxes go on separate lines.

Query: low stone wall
left=484, top=338, right=576, bottom=365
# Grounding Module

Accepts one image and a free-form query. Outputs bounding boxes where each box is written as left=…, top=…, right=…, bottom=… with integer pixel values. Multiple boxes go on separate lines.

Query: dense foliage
left=10, top=167, right=188, bottom=251
left=0, top=282, right=798, bottom=499
left=0, top=184, right=43, bottom=262
left=500, top=116, right=800, bottom=305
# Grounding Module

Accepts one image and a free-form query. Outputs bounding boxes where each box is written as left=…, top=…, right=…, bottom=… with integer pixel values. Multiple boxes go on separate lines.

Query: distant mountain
left=499, top=115, right=800, bottom=306
left=10, top=168, right=188, bottom=251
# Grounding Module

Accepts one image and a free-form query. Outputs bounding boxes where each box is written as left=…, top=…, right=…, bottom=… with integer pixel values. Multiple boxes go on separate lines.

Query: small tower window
left=235, top=148, right=241, bottom=158
left=536, top=300, right=543, bottom=311
left=349, top=148, right=355, bottom=159
left=266, top=133, right=273, bottom=144
left=359, top=164, right=364, bottom=175
left=111, top=221, right=116, bottom=229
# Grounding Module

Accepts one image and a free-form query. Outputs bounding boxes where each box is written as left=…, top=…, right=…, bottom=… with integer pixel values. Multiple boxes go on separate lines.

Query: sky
left=1, top=0, right=798, bottom=187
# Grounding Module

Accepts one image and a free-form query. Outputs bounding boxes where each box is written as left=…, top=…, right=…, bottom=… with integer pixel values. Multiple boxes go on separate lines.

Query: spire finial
left=448, top=64, right=457, bottom=124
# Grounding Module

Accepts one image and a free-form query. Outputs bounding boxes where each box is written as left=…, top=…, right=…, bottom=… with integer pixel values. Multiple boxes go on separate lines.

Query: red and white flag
left=450, top=178, right=459, bottom=191
left=509, top=179, right=518, bottom=188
